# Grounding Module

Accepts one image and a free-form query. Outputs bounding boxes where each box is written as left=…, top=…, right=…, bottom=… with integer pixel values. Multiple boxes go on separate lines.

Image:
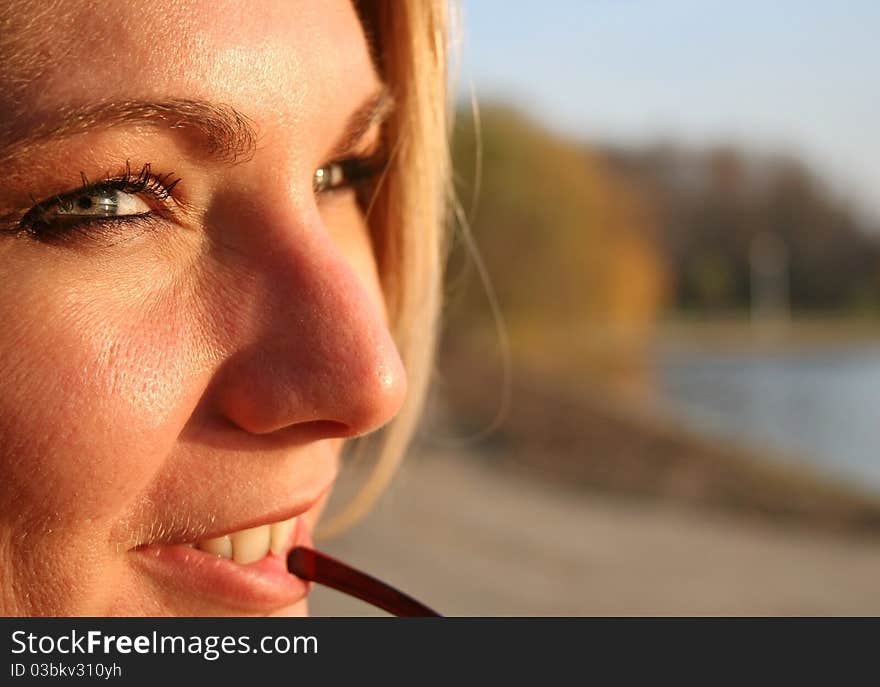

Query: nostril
left=246, top=419, right=355, bottom=441
left=296, top=420, right=356, bottom=440
left=207, top=408, right=354, bottom=440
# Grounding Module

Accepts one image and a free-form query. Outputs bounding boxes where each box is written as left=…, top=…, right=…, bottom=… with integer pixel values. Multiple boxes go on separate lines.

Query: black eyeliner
left=13, top=162, right=181, bottom=243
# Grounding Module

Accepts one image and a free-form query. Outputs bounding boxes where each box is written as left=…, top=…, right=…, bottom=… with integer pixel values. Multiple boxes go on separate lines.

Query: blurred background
left=312, top=0, right=880, bottom=615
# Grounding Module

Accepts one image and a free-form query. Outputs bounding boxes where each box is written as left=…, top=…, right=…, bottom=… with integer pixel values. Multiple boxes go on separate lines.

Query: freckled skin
left=0, top=0, right=407, bottom=615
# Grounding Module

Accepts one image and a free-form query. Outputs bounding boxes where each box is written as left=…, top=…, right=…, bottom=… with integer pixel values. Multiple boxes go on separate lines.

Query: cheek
left=0, top=254, right=211, bottom=613
left=0, top=262, right=204, bottom=530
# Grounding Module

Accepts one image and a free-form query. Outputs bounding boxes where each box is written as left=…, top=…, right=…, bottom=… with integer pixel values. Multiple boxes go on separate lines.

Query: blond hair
left=319, top=1, right=450, bottom=536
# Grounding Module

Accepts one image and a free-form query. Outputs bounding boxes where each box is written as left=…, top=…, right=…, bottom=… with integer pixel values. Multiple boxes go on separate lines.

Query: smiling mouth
left=193, top=516, right=299, bottom=565
left=131, top=511, right=314, bottom=613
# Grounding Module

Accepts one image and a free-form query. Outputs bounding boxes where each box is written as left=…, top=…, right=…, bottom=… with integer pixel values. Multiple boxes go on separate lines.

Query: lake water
left=654, top=345, right=880, bottom=493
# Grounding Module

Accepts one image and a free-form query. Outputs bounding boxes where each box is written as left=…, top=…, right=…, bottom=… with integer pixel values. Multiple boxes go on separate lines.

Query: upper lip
left=129, top=479, right=333, bottom=550
left=196, top=499, right=318, bottom=543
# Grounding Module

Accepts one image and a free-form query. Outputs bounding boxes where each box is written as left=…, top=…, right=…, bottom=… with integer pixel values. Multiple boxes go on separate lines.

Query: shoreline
left=432, top=346, right=880, bottom=538
left=656, top=314, right=880, bottom=354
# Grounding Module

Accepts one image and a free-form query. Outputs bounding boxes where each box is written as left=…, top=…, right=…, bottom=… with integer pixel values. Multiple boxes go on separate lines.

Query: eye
left=313, top=154, right=387, bottom=196
left=313, top=161, right=349, bottom=194
left=27, top=187, right=151, bottom=225
left=12, top=163, right=181, bottom=243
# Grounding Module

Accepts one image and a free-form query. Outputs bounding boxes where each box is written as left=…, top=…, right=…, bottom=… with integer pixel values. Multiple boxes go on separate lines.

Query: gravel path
left=309, top=450, right=880, bottom=616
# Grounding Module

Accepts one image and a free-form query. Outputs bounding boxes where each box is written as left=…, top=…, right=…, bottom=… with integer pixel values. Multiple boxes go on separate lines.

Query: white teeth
left=230, top=525, right=271, bottom=565
left=270, top=517, right=296, bottom=554
left=193, top=516, right=298, bottom=564
left=198, top=535, right=232, bottom=559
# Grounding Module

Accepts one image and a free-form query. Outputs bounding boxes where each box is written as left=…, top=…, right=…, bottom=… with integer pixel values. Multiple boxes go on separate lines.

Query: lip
left=131, top=513, right=315, bottom=613
left=187, top=491, right=330, bottom=544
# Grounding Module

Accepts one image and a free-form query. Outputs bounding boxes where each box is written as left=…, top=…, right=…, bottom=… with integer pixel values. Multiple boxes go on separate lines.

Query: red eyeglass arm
left=288, top=546, right=442, bottom=618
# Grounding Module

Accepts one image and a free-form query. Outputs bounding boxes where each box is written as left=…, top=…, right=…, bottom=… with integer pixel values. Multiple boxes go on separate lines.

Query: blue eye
left=34, top=187, right=151, bottom=222
left=14, top=163, right=180, bottom=243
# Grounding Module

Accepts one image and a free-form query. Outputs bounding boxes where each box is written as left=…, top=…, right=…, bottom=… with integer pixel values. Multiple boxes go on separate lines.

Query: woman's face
left=0, top=0, right=406, bottom=615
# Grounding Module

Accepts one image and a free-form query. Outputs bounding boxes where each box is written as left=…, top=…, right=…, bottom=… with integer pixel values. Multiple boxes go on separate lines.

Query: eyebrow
left=329, top=88, right=394, bottom=158
left=0, top=87, right=393, bottom=165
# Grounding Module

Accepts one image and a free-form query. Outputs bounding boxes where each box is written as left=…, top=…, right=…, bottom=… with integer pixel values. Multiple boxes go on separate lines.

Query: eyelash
left=15, top=162, right=180, bottom=244
left=314, top=152, right=387, bottom=197
left=9, top=151, right=386, bottom=245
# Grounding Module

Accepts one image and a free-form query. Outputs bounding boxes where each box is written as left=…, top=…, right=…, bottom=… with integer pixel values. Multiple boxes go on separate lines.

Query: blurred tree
left=446, top=106, right=667, bottom=387
left=441, top=104, right=880, bottom=402
left=604, top=144, right=880, bottom=313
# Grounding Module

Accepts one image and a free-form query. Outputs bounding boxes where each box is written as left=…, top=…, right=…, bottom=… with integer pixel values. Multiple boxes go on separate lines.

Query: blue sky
left=458, top=0, right=879, bottom=219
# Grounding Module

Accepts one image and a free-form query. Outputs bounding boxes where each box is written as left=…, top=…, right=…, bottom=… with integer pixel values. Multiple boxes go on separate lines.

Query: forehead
left=0, top=0, right=378, bottom=140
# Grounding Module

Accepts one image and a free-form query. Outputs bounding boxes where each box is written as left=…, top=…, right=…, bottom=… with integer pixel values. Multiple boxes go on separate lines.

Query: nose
left=205, top=199, right=407, bottom=439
